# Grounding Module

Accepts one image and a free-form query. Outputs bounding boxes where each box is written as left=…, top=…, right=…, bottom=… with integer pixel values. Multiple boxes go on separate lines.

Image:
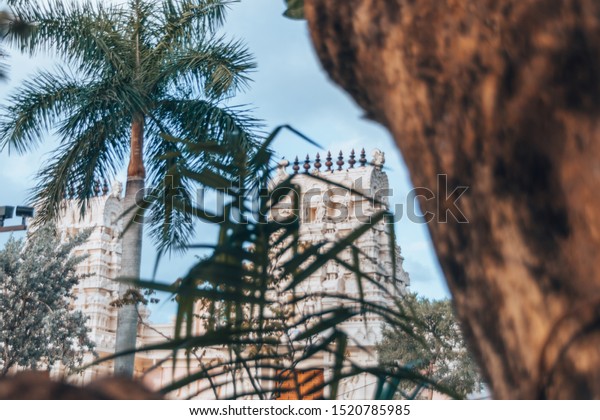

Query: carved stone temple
left=51, top=149, right=410, bottom=399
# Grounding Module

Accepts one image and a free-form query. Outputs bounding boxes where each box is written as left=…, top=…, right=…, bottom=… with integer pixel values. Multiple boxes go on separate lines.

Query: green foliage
left=0, top=0, right=259, bottom=252
left=0, top=226, right=95, bottom=376
left=378, top=294, right=484, bottom=399
left=282, top=0, right=304, bottom=20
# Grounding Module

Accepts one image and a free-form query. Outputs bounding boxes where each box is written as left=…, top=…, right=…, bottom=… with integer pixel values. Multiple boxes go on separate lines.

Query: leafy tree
left=0, top=0, right=258, bottom=376
left=378, top=294, right=483, bottom=399
left=0, top=226, right=95, bottom=377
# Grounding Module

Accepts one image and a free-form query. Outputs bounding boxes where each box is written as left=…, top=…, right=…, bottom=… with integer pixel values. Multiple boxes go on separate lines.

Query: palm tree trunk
left=114, top=114, right=146, bottom=377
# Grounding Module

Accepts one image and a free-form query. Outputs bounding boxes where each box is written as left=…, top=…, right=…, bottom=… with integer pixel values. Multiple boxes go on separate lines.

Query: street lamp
left=0, top=206, right=14, bottom=227
left=0, top=205, right=34, bottom=233
left=16, top=206, right=34, bottom=225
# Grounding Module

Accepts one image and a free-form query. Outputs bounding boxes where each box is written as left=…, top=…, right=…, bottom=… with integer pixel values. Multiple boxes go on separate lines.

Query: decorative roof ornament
left=314, top=153, right=322, bottom=172
left=325, top=151, right=333, bottom=172
left=371, top=149, right=385, bottom=168
left=274, top=148, right=384, bottom=175
left=337, top=151, right=344, bottom=171
left=359, top=148, right=367, bottom=167
left=348, top=149, right=356, bottom=169
left=303, top=154, right=311, bottom=173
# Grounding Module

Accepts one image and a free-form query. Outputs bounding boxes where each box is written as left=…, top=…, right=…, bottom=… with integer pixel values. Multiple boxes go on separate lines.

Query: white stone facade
left=268, top=150, right=410, bottom=399
left=53, top=149, right=410, bottom=399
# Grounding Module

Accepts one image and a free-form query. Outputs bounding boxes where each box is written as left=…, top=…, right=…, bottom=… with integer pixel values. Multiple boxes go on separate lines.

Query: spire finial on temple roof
left=337, top=151, right=344, bottom=171
left=293, top=156, right=300, bottom=174
left=314, top=153, right=322, bottom=172
left=325, top=151, right=333, bottom=172
left=359, top=148, right=367, bottom=167
left=349, top=149, right=356, bottom=169
left=304, top=154, right=311, bottom=173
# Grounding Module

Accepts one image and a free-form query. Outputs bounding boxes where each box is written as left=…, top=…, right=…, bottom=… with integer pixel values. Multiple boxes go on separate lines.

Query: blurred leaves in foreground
left=100, top=126, right=464, bottom=399
left=282, top=0, right=305, bottom=20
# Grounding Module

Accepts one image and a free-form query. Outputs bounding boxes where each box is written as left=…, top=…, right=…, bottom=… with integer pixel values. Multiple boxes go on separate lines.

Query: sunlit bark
left=305, top=0, right=600, bottom=398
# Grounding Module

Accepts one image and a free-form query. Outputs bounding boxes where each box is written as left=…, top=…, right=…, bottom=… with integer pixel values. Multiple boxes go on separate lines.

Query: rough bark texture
left=127, top=116, right=146, bottom=179
left=114, top=116, right=146, bottom=377
left=305, top=0, right=600, bottom=399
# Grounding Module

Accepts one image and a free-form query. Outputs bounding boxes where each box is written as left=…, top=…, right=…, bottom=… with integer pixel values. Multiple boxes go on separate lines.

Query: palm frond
left=31, top=106, right=130, bottom=225
left=155, top=36, right=255, bottom=99
left=153, top=0, right=233, bottom=56
left=8, top=0, right=131, bottom=75
left=138, top=98, right=259, bottom=253
left=138, top=102, right=260, bottom=256
left=154, top=98, right=260, bottom=151
left=0, top=47, right=8, bottom=81
left=142, top=119, right=196, bottom=254
left=0, top=68, right=85, bottom=154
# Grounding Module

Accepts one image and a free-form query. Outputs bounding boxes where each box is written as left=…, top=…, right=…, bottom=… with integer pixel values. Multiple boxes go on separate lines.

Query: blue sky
left=0, top=0, right=449, bottom=323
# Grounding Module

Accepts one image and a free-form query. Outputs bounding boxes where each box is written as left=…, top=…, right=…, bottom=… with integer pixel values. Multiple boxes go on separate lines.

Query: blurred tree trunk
left=0, top=372, right=159, bottom=399
left=304, top=0, right=600, bottom=399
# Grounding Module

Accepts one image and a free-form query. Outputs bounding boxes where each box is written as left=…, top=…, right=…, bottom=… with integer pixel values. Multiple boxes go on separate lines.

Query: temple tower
left=269, top=148, right=410, bottom=399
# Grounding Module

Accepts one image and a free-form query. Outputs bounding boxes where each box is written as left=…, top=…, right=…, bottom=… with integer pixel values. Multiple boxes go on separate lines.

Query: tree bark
left=305, top=0, right=600, bottom=399
left=0, top=371, right=160, bottom=399
left=114, top=115, right=146, bottom=377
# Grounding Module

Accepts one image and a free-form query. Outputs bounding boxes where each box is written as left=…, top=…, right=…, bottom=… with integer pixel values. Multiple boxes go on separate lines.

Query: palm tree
left=0, top=0, right=258, bottom=377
